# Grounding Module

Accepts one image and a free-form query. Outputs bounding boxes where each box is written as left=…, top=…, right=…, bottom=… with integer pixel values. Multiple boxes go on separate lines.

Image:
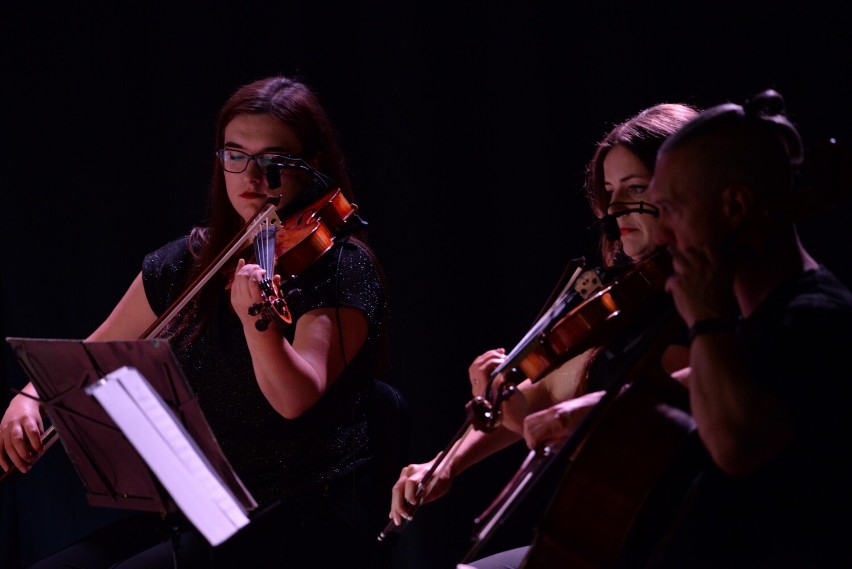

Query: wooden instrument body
left=516, top=252, right=670, bottom=385
left=522, top=313, right=709, bottom=569
left=522, top=371, right=706, bottom=568
left=274, top=188, right=358, bottom=279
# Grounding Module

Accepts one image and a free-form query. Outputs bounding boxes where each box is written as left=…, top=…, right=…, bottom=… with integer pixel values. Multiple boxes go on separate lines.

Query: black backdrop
left=3, top=2, right=851, bottom=568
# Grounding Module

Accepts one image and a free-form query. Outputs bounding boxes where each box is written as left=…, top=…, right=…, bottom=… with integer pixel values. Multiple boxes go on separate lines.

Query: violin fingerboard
left=253, top=225, right=277, bottom=279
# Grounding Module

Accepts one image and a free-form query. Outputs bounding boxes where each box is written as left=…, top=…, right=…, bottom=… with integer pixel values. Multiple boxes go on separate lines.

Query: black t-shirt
left=653, top=266, right=852, bottom=569
left=142, top=235, right=388, bottom=506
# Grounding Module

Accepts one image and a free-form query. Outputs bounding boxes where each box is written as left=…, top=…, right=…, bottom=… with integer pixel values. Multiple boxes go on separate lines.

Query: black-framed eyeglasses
left=214, top=149, right=301, bottom=174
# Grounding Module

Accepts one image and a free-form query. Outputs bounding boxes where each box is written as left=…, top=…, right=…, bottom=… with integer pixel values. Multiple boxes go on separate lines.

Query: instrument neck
left=253, top=221, right=277, bottom=284
left=141, top=200, right=281, bottom=340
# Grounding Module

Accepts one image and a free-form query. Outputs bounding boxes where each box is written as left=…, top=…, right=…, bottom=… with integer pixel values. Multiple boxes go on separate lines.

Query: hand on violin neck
left=468, top=348, right=507, bottom=398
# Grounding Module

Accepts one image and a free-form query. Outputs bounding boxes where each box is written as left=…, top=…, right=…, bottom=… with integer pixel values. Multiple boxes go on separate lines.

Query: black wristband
left=687, top=318, right=736, bottom=344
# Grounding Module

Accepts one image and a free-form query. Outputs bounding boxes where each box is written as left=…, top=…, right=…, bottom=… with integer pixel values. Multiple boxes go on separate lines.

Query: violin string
left=492, top=264, right=586, bottom=379
left=262, top=218, right=270, bottom=281
left=256, top=217, right=274, bottom=283
left=419, top=424, right=474, bottom=501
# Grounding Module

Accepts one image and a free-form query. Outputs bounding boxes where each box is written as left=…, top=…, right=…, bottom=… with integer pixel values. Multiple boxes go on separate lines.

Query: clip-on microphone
left=598, top=201, right=660, bottom=241
left=265, top=155, right=335, bottom=191
left=264, top=156, right=368, bottom=236
left=266, top=166, right=283, bottom=190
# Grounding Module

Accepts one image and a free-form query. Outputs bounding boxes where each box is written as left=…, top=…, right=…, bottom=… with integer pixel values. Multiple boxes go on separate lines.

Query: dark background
left=3, top=2, right=851, bottom=568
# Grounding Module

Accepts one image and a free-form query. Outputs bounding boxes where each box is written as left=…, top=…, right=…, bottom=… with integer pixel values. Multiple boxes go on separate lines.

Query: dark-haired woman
left=389, top=103, right=701, bottom=568
left=2, top=75, right=395, bottom=568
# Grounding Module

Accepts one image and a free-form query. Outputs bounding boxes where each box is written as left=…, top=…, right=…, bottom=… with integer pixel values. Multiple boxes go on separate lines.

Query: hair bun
left=743, top=89, right=786, bottom=118
left=742, top=89, right=803, bottom=164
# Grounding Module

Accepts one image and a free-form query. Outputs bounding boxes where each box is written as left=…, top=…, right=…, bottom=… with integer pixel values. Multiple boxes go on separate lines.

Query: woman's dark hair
left=201, top=75, right=354, bottom=264
left=169, top=75, right=357, bottom=341
left=584, top=103, right=700, bottom=266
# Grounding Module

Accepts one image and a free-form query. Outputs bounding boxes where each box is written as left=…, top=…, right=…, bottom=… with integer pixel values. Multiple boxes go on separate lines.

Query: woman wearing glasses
left=1, top=75, right=394, bottom=568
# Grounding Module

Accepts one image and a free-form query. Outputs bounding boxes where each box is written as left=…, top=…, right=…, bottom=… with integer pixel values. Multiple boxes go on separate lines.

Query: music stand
left=5, top=337, right=257, bottom=520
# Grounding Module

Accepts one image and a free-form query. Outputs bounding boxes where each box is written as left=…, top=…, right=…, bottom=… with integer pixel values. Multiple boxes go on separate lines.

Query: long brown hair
left=584, top=103, right=700, bottom=267
left=171, top=75, right=356, bottom=340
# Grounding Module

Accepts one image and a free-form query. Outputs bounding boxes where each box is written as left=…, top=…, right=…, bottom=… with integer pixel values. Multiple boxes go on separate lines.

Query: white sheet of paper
left=87, top=366, right=250, bottom=546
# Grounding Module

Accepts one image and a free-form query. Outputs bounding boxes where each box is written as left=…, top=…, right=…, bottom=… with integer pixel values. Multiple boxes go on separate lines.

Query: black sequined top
left=141, top=235, right=388, bottom=506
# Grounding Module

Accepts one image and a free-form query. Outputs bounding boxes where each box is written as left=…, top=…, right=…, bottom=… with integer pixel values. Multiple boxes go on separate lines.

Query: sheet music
left=87, top=366, right=250, bottom=546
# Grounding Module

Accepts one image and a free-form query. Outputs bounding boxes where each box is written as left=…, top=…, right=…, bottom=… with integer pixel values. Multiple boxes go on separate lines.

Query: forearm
left=5, top=383, right=43, bottom=420
left=689, top=334, right=792, bottom=475
left=448, top=425, right=523, bottom=476
left=245, top=327, right=325, bottom=418
left=86, top=272, right=158, bottom=341
left=245, top=306, right=368, bottom=418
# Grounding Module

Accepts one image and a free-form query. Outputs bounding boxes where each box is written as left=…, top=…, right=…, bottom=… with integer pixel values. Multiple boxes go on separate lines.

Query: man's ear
left=722, top=184, right=755, bottom=227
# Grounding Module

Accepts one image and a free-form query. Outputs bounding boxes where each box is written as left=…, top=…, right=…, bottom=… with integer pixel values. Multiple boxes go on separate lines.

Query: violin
left=249, top=221, right=293, bottom=329
left=460, top=251, right=708, bottom=568
left=3, top=186, right=363, bottom=482
left=469, top=249, right=672, bottom=432
left=247, top=187, right=363, bottom=331
left=378, top=249, right=673, bottom=542
left=510, top=249, right=670, bottom=381
left=501, top=313, right=704, bottom=569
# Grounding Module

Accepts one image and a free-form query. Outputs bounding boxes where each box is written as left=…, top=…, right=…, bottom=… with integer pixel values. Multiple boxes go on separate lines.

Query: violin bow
left=460, top=380, right=627, bottom=564
left=463, top=443, right=560, bottom=561
left=143, top=198, right=282, bottom=339
left=531, top=257, right=586, bottom=324
left=0, top=395, right=60, bottom=483
left=460, top=262, right=680, bottom=563
left=378, top=259, right=589, bottom=541
left=377, top=420, right=475, bottom=541
left=488, top=260, right=586, bottom=383
left=2, top=198, right=285, bottom=484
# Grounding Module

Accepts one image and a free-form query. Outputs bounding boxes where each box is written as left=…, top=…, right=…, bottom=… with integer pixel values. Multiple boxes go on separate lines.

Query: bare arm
left=87, top=272, right=158, bottom=341
left=389, top=347, right=595, bottom=524
left=231, top=259, right=368, bottom=418
left=1, top=271, right=157, bottom=472
left=667, top=245, right=792, bottom=475
left=686, top=333, right=792, bottom=476
left=388, top=424, right=523, bottom=526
